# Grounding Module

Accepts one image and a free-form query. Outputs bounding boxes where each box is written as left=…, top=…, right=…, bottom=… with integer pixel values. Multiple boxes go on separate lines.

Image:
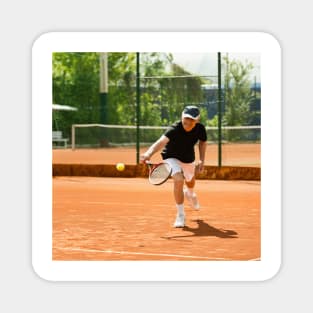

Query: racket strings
left=149, top=164, right=171, bottom=185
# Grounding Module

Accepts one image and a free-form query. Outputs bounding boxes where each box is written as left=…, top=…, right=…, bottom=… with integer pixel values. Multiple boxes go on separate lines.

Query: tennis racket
left=145, top=161, right=172, bottom=185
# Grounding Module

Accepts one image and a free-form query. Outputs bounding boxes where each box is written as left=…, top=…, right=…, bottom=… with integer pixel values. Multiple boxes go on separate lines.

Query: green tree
left=53, top=52, right=99, bottom=137
left=157, top=62, right=205, bottom=124
left=107, top=53, right=136, bottom=125
left=223, top=56, right=255, bottom=126
left=53, top=52, right=210, bottom=145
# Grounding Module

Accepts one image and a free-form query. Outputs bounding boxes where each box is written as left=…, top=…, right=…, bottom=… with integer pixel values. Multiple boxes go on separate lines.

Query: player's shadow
left=165, top=219, right=238, bottom=240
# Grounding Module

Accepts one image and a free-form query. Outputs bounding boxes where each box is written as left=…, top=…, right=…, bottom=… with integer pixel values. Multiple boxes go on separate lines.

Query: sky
left=172, top=53, right=260, bottom=82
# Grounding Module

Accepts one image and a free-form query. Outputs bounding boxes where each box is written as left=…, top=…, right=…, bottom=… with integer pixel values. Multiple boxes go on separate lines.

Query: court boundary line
left=55, top=247, right=259, bottom=261
left=57, top=247, right=226, bottom=260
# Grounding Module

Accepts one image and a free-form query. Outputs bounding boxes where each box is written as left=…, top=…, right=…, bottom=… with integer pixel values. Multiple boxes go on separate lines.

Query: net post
left=71, top=124, right=75, bottom=150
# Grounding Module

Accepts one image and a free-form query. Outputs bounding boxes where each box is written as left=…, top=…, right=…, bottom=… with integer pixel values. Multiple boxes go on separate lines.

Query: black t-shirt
left=161, top=121, right=207, bottom=163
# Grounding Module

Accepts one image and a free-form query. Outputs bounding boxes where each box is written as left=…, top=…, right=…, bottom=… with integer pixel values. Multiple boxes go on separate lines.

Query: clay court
left=52, top=143, right=261, bottom=261
left=53, top=177, right=260, bottom=261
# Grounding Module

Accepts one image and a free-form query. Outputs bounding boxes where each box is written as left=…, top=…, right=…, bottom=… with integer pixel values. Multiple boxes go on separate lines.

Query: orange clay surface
left=53, top=177, right=260, bottom=261
left=53, top=143, right=260, bottom=167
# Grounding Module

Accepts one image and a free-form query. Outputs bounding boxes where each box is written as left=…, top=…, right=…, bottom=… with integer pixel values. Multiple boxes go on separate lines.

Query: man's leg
left=184, top=176, right=200, bottom=209
left=173, top=172, right=185, bottom=204
left=172, top=172, right=185, bottom=227
left=185, top=176, right=195, bottom=189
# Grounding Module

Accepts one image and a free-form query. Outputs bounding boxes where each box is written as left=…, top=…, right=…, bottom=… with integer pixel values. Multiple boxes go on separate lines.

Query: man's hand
left=140, top=152, right=151, bottom=164
left=196, top=160, right=205, bottom=173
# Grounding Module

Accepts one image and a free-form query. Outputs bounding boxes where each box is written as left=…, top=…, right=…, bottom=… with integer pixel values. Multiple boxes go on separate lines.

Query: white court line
left=57, top=247, right=227, bottom=260
left=82, top=201, right=145, bottom=206
left=80, top=201, right=174, bottom=208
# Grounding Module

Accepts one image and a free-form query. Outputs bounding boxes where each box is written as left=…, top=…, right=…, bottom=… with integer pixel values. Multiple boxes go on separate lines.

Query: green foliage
left=206, top=56, right=260, bottom=142
left=53, top=52, right=205, bottom=133
left=53, top=52, right=260, bottom=145
left=222, top=56, right=255, bottom=126
left=207, top=114, right=219, bottom=127
left=53, top=52, right=100, bottom=137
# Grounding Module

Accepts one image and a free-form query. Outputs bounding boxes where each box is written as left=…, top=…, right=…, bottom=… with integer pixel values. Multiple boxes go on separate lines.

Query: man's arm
left=197, top=140, right=207, bottom=172
left=140, top=135, right=169, bottom=162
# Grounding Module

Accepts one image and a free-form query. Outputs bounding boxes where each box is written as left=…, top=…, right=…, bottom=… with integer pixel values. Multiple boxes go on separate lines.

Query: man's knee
left=185, top=176, right=195, bottom=188
left=173, top=172, right=184, bottom=183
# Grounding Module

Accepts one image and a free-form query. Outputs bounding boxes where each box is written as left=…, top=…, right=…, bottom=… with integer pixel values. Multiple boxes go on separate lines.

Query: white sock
left=176, top=203, right=184, bottom=215
left=186, top=188, right=194, bottom=196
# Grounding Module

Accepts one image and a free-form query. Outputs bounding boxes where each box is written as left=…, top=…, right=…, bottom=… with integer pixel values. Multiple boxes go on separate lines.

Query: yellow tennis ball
left=116, top=163, right=125, bottom=171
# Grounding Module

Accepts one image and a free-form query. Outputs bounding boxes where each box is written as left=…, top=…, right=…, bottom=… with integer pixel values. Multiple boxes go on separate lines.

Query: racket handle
left=145, top=161, right=153, bottom=169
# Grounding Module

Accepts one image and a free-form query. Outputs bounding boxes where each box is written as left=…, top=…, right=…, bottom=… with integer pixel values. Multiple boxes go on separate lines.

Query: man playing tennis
left=140, top=105, right=207, bottom=228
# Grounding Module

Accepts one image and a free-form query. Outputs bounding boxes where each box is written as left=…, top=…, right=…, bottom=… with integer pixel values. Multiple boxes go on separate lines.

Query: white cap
left=182, top=106, right=200, bottom=120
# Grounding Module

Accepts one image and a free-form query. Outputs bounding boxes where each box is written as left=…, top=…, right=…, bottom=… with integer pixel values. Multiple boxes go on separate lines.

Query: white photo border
left=32, top=32, right=281, bottom=281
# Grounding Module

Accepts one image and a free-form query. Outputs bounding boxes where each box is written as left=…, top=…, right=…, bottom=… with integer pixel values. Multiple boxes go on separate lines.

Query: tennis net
left=71, top=124, right=260, bottom=150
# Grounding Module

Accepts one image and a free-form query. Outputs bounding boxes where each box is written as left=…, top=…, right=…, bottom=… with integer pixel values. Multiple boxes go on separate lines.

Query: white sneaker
left=184, top=188, right=200, bottom=210
left=173, top=214, right=185, bottom=228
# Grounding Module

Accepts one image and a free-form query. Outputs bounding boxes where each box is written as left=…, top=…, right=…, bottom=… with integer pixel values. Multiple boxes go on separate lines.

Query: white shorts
left=164, top=158, right=196, bottom=182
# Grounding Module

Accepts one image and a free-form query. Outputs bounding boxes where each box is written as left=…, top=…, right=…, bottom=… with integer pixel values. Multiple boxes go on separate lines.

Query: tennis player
left=140, top=105, right=207, bottom=227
